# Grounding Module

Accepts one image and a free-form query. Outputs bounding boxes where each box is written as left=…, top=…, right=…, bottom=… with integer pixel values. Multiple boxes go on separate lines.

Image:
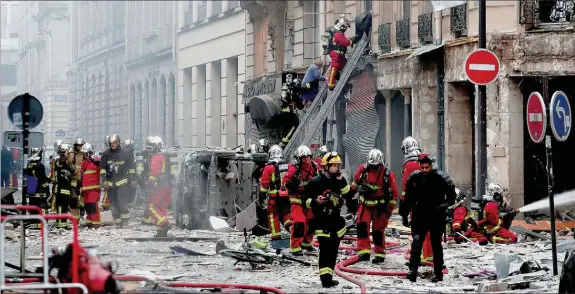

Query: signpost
left=549, top=91, right=572, bottom=142
left=526, top=92, right=547, bottom=143
left=6, top=93, right=44, bottom=274
left=464, top=49, right=500, bottom=86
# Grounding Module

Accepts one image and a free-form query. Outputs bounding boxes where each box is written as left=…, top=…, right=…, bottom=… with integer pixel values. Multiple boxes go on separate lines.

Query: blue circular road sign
left=550, top=91, right=572, bottom=142
left=7, top=93, right=44, bottom=131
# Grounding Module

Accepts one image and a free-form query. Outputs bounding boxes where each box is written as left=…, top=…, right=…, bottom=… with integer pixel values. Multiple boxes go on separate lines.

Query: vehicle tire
left=220, top=250, right=270, bottom=264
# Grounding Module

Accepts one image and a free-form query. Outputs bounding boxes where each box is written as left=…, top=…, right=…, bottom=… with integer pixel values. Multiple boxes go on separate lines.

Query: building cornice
left=77, top=42, right=125, bottom=66
left=179, top=7, right=243, bottom=34
left=125, top=46, right=173, bottom=70
left=33, top=2, right=68, bottom=23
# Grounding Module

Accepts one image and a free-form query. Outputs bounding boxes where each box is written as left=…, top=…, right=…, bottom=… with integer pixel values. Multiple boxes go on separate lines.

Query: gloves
left=346, top=199, right=358, bottom=214
left=402, top=216, right=410, bottom=228
left=286, top=179, right=300, bottom=191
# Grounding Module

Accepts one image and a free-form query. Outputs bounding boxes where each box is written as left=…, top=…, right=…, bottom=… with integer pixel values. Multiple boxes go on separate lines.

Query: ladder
left=282, top=37, right=368, bottom=159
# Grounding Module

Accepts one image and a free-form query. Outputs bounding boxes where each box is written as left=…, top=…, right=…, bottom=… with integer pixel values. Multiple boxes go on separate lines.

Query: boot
left=357, top=253, right=370, bottom=262
left=115, top=221, right=124, bottom=229
left=302, top=245, right=316, bottom=252
left=291, top=250, right=304, bottom=256
left=141, top=219, right=155, bottom=226
left=372, top=256, right=385, bottom=264
left=155, top=223, right=172, bottom=237
left=432, top=272, right=443, bottom=283
left=406, top=269, right=418, bottom=282
left=320, top=275, right=339, bottom=288
left=121, top=218, right=130, bottom=228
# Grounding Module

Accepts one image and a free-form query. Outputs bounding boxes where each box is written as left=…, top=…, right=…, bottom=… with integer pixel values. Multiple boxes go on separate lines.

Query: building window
left=363, top=0, right=373, bottom=12
left=1, top=65, right=17, bottom=86
left=54, top=95, right=67, bottom=102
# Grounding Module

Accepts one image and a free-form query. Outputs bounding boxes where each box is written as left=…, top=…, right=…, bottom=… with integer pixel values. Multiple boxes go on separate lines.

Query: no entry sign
left=526, top=92, right=547, bottom=143
left=464, top=49, right=500, bottom=85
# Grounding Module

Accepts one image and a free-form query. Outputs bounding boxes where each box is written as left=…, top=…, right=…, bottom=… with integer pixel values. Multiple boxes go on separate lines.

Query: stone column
left=210, top=61, right=222, bottom=146
left=143, top=82, right=149, bottom=140
left=225, top=58, right=239, bottom=148
left=385, top=94, right=392, bottom=163
left=402, top=88, right=412, bottom=137
left=195, top=65, right=207, bottom=147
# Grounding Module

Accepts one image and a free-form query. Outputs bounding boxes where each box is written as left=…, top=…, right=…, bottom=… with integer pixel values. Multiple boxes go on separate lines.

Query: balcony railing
left=185, top=9, right=194, bottom=26
left=228, top=0, right=240, bottom=10
left=396, top=18, right=410, bottom=49
left=378, top=23, right=391, bottom=53
left=450, top=3, right=468, bottom=36
left=418, top=13, right=433, bottom=44
left=212, top=1, right=223, bottom=16
left=520, top=0, right=574, bottom=25
left=197, top=4, right=207, bottom=22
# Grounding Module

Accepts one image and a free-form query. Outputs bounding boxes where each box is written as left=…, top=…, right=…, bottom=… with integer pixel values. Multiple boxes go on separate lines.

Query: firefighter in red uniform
left=487, top=183, right=520, bottom=230
left=352, top=148, right=399, bottom=264
left=147, top=137, right=173, bottom=237
left=327, top=15, right=357, bottom=90
left=259, top=145, right=291, bottom=241
left=79, top=143, right=102, bottom=228
left=314, top=145, right=328, bottom=167
left=283, top=145, right=319, bottom=255
left=450, top=188, right=488, bottom=245
left=477, top=193, right=518, bottom=244
left=400, top=136, right=435, bottom=265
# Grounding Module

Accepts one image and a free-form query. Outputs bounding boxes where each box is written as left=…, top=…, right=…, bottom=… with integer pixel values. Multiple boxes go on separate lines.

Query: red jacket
left=80, top=158, right=100, bottom=192
left=401, top=160, right=419, bottom=202
left=149, top=153, right=167, bottom=183
left=332, top=31, right=351, bottom=52
left=282, top=161, right=319, bottom=195
left=259, top=164, right=280, bottom=196
left=477, top=201, right=502, bottom=235
left=313, top=157, right=323, bottom=169
left=351, top=163, right=399, bottom=212
left=452, top=206, right=472, bottom=232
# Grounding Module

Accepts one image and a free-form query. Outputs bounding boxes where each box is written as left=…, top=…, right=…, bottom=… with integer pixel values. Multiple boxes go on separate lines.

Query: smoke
left=518, top=189, right=575, bottom=213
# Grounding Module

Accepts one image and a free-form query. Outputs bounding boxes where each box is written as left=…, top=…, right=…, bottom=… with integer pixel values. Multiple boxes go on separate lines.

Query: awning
left=405, top=41, right=446, bottom=61
left=247, top=94, right=280, bottom=123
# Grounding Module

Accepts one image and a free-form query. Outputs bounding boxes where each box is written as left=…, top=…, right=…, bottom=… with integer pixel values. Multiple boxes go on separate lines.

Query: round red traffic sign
left=526, top=92, right=547, bottom=143
left=464, top=49, right=500, bottom=85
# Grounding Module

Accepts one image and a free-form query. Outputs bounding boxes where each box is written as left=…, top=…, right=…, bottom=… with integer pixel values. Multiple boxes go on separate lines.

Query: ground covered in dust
left=3, top=211, right=562, bottom=293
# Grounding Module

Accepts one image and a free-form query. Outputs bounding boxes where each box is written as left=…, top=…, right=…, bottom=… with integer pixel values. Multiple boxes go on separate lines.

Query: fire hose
left=114, top=275, right=286, bottom=294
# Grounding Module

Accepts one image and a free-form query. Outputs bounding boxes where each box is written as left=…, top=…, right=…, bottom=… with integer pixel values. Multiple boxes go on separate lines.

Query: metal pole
left=474, top=0, right=487, bottom=202
left=436, top=49, right=445, bottom=171
left=542, top=77, right=558, bottom=276
left=20, top=93, right=31, bottom=273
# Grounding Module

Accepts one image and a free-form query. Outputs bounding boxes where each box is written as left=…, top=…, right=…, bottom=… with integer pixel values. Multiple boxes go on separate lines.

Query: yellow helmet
left=322, top=151, right=342, bottom=166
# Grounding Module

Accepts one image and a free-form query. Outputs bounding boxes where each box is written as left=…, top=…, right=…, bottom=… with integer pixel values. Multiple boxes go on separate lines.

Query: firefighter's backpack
left=321, top=27, right=337, bottom=55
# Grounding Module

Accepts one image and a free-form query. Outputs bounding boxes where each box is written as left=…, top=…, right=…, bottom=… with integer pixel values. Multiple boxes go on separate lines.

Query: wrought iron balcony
left=520, top=0, right=575, bottom=25
left=212, top=1, right=223, bottom=16
left=378, top=23, right=391, bottom=53
left=228, top=0, right=240, bottom=10
left=396, top=18, right=410, bottom=49
left=418, top=13, right=433, bottom=44
left=197, top=4, right=207, bottom=22
left=185, top=9, right=194, bottom=26
left=450, top=3, right=468, bottom=36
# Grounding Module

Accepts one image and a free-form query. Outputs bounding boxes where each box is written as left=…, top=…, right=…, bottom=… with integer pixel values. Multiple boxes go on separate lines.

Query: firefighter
left=24, top=148, right=50, bottom=228
left=121, top=139, right=137, bottom=206
left=52, top=144, right=75, bottom=229
left=283, top=145, right=320, bottom=255
left=477, top=192, right=518, bottom=244
left=146, top=137, right=174, bottom=237
left=48, top=140, right=64, bottom=209
left=257, top=139, right=270, bottom=153
left=79, top=143, right=102, bottom=228
left=326, top=15, right=358, bottom=90
left=304, top=151, right=355, bottom=288
left=8, top=147, right=20, bottom=189
left=138, top=136, right=156, bottom=225
left=400, top=155, right=456, bottom=283
left=352, top=149, right=399, bottom=264
left=487, top=183, right=519, bottom=230
left=259, top=145, right=292, bottom=241
left=100, top=134, right=135, bottom=228
left=315, top=145, right=328, bottom=167
left=400, top=136, right=434, bottom=266
left=71, top=138, right=86, bottom=220
left=101, top=135, right=112, bottom=211
left=451, top=188, right=488, bottom=245
left=279, top=76, right=303, bottom=148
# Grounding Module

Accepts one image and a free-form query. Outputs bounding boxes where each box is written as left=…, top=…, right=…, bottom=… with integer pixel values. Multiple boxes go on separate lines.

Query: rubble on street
left=2, top=213, right=567, bottom=293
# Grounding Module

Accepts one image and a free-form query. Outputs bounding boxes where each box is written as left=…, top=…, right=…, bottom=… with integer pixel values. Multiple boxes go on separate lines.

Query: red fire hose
left=115, top=276, right=285, bottom=294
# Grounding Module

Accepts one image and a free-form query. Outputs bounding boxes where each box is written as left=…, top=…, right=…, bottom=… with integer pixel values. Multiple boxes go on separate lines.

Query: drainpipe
left=434, top=10, right=445, bottom=171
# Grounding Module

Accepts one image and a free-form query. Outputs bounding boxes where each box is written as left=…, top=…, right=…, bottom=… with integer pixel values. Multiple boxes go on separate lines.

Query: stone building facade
left=126, top=1, right=178, bottom=148
left=177, top=0, right=245, bottom=148
left=67, top=1, right=128, bottom=147
left=372, top=0, right=575, bottom=207
left=17, top=1, right=72, bottom=144
left=1, top=0, right=19, bottom=135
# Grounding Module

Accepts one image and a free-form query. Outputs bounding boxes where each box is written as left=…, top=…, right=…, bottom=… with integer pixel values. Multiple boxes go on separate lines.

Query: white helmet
left=81, top=143, right=94, bottom=155
left=334, top=14, right=350, bottom=31
left=29, top=148, right=43, bottom=161
left=367, top=148, right=384, bottom=166
left=295, top=145, right=312, bottom=158
left=54, top=140, right=64, bottom=150
left=486, top=183, right=505, bottom=203
left=401, top=136, right=420, bottom=156
left=268, top=145, right=283, bottom=163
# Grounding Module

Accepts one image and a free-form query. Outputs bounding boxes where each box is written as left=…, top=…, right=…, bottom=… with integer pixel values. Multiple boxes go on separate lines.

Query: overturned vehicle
left=173, top=148, right=275, bottom=232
